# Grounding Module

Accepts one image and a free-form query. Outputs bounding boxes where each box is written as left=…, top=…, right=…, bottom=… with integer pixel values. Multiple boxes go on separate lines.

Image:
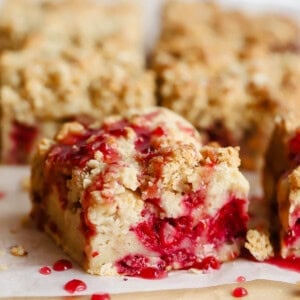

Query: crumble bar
left=0, top=0, right=155, bottom=164
left=262, top=116, right=300, bottom=258
left=30, top=107, right=249, bottom=276
left=152, top=0, right=300, bottom=170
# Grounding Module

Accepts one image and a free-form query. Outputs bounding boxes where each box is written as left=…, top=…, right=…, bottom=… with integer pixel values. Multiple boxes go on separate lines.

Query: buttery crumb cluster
left=0, top=0, right=155, bottom=164
left=30, top=108, right=249, bottom=276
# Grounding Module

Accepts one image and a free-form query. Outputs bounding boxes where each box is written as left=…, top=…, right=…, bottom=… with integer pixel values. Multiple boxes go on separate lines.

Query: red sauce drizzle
left=91, top=294, right=111, bottom=300
left=265, top=256, right=300, bottom=272
left=53, top=259, right=72, bottom=271
left=64, top=279, right=87, bottom=294
left=232, top=287, right=248, bottom=297
left=0, top=192, right=5, bottom=200
left=39, top=266, right=52, bottom=275
left=116, top=197, right=247, bottom=277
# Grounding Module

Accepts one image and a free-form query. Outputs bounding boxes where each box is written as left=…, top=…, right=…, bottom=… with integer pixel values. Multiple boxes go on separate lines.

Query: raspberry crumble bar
left=0, top=0, right=154, bottom=164
left=262, top=116, right=300, bottom=258
left=30, top=108, right=249, bottom=276
left=152, top=1, right=300, bottom=170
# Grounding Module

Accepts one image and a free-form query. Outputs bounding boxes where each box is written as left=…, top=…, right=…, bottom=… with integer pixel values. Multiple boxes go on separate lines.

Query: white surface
left=0, top=168, right=300, bottom=297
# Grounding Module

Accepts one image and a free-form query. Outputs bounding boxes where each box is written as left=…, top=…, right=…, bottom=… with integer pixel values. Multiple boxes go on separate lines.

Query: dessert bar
left=30, top=108, right=249, bottom=276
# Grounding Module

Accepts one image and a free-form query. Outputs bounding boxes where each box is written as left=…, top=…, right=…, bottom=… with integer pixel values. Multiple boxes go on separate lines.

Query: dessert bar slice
left=263, top=116, right=300, bottom=258
left=30, top=108, right=249, bottom=276
left=0, top=47, right=154, bottom=164
left=152, top=0, right=300, bottom=170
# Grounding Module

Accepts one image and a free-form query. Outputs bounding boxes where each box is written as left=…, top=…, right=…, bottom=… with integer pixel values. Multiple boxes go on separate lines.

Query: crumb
left=245, top=229, right=274, bottom=261
left=188, top=268, right=203, bottom=274
left=21, top=215, right=31, bottom=228
left=21, top=176, right=30, bottom=191
left=123, top=277, right=128, bottom=281
left=9, top=227, right=19, bottom=234
left=0, top=264, right=8, bottom=271
left=10, top=245, right=28, bottom=257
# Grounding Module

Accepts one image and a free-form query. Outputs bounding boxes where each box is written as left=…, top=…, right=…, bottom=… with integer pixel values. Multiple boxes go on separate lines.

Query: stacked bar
left=152, top=1, right=300, bottom=170
left=0, top=0, right=155, bottom=163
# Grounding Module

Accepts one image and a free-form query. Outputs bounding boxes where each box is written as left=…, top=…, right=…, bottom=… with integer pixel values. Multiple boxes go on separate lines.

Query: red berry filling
left=284, top=218, right=300, bottom=246
left=8, top=121, right=38, bottom=164
left=288, top=131, right=300, bottom=167
left=116, top=197, right=247, bottom=277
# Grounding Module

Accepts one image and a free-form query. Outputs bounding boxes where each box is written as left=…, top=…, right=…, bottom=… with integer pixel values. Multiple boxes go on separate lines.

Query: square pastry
left=152, top=0, right=300, bottom=170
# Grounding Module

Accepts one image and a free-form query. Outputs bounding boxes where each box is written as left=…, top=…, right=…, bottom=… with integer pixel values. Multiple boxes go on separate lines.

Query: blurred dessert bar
left=0, top=0, right=155, bottom=164
left=262, top=116, right=300, bottom=258
left=152, top=0, right=300, bottom=170
left=30, top=107, right=249, bottom=276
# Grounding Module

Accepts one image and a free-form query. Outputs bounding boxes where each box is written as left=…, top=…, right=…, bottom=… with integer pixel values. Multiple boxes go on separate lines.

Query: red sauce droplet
left=92, top=251, right=99, bottom=257
left=39, top=266, right=52, bottom=275
left=265, top=256, right=300, bottom=272
left=236, top=276, right=246, bottom=283
left=0, top=192, right=5, bottom=199
left=139, top=267, right=168, bottom=280
left=53, top=259, right=72, bottom=271
left=232, top=287, right=248, bottom=297
left=64, top=279, right=87, bottom=294
left=91, top=293, right=111, bottom=300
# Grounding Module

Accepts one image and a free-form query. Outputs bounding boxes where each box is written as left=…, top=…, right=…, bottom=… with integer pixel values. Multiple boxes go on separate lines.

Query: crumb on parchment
left=10, top=245, right=28, bottom=257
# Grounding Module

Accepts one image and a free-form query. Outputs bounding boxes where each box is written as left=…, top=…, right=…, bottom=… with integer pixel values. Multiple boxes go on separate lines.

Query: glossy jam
left=232, top=287, right=248, bottom=297
left=53, top=259, right=72, bottom=271
left=91, top=294, right=111, bottom=300
left=64, top=279, right=87, bottom=294
left=116, top=198, right=247, bottom=277
left=265, top=256, right=300, bottom=272
left=9, top=121, right=38, bottom=164
left=39, top=266, right=52, bottom=275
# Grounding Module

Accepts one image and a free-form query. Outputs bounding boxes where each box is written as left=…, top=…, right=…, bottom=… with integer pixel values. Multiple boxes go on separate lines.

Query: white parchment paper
left=0, top=168, right=299, bottom=297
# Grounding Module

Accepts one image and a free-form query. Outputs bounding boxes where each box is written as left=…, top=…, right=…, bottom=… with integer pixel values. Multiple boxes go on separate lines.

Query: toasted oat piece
left=30, top=107, right=249, bottom=276
left=152, top=0, right=300, bottom=170
left=10, top=245, right=28, bottom=257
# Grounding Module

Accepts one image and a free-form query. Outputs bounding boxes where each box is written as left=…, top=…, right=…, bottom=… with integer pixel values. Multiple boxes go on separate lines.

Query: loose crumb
left=10, top=245, right=28, bottom=257
left=21, top=176, right=31, bottom=191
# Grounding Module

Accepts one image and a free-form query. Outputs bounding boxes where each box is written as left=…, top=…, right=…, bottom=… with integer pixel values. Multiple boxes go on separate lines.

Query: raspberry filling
left=116, top=197, right=247, bottom=277
left=288, top=131, right=300, bottom=167
left=9, top=121, right=38, bottom=164
left=44, top=118, right=168, bottom=240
